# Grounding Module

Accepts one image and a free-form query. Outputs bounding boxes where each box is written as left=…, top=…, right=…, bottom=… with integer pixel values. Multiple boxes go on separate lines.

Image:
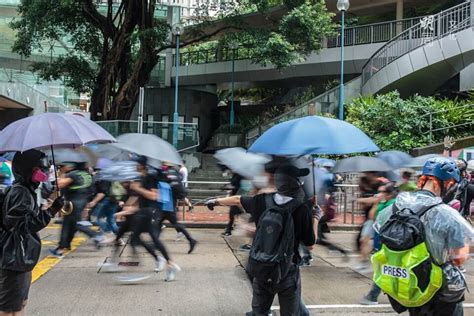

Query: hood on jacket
left=12, top=149, right=45, bottom=189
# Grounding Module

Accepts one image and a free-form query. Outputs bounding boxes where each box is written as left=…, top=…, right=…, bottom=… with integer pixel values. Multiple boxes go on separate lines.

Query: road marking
left=32, top=236, right=86, bottom=284
left=271, top=303, right=474, bottom=310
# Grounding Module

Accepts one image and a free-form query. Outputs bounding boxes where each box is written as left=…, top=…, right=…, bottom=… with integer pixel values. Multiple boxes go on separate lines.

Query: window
left=146, top=115, right=154, bottom=134
left=161, top=115, right=169, bottom=141
left=178, top=115, right=185, bottom=141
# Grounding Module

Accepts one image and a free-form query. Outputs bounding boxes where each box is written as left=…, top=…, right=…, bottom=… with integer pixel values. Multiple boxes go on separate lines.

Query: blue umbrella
left=248, top=116, right=379, bottom=155
left=314, top=158, right=336, bottom=168
left=376, top=151, right=413, bottom=169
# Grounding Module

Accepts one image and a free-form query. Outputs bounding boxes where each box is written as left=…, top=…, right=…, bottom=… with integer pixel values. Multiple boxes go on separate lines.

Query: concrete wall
left=132, top=87, right=218, bottom=150
left=460, top=63, right=474, bottom=91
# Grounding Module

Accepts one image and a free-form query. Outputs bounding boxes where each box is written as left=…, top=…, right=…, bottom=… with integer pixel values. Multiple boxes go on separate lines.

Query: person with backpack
left=372, top=157, right=474, bottom=315
left=0, top=150, right=64, bottom=315
left=206, top=165, right=316, bottom=316
left=49, top=161, right=102, bottom=257
left=153, top=166, right=198, bottom=254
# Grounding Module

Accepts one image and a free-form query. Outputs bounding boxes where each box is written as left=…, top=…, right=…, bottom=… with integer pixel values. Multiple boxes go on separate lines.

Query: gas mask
left=31, top=167, right=49, bottom=183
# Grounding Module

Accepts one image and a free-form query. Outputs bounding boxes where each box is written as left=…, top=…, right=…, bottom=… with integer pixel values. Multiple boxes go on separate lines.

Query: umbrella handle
left=50, top=145, right=60, bottom=196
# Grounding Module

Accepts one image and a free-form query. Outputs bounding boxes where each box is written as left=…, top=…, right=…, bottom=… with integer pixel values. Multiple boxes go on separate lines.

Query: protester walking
left=49, top=161, right=101, bottom=257
left=373, top=157, right=473, bottom=315
left=0, top=150, right=64, bottom=315
left=206, top=165, right=315, bottom=315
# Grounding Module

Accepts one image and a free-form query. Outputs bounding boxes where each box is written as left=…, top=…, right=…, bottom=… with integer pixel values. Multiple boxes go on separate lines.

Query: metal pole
left=338, top=10, right=345, bottom=121
left=230, top=48, right=235, bottom=126
left=173, top=34, right=180, bottom=148
left=138, top=87, right=144, bottom=134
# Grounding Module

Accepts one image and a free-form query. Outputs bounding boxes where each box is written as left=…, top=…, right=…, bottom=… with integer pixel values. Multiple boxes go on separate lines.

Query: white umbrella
left=214, top=147, right=271, bottom=179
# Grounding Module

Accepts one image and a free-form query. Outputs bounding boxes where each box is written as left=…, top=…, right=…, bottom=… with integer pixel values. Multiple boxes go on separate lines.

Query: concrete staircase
left=187, top=154, right=230, bottom=202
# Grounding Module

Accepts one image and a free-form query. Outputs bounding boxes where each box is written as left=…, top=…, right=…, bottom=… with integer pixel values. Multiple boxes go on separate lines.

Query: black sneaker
left=221, top=231, right=232, bottom=237
left=188, top=239, right=197, bottom=254
left=239, top=244, right=252, bottom=251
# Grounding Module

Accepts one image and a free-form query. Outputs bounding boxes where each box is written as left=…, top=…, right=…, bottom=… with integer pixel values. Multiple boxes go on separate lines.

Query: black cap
left=274, top=165, right=310, bottom=178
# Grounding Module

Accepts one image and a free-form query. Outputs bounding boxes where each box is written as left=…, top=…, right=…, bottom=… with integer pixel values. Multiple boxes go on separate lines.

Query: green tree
left=346, top=91, right=474, bottom=152
left=11, top=0, right=336, bottom=120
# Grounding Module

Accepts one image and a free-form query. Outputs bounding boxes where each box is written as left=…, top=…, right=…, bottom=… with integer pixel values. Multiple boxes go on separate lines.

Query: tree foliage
left=11, top=0, right=336, bottom=119
left=346, top=91, right=474, bottom=152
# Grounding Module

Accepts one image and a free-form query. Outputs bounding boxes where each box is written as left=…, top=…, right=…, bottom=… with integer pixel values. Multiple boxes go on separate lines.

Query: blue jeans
left=94, top=198, right=119, bottom=234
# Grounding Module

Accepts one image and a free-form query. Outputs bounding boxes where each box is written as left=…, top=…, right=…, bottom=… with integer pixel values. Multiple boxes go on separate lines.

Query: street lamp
left=172, top=23, right=184, bottom=148
left=337, top=0, right=349, bottom=121
left=228, top=41, right=239, bottom=126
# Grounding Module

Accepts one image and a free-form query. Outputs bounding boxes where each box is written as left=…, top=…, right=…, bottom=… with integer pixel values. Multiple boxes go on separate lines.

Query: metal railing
left=334, top=184, right=363, bottom=225
left=420, top=104, right=474, bottom=144
left=173, top=16, right=423, bottom=66
left=0, top=67, right=71, bottom=113
left=362, top=1, right=472, bottom=84
left=96, top=120, right=200, bottom=151
left=245, top=77, right=362, bottom=147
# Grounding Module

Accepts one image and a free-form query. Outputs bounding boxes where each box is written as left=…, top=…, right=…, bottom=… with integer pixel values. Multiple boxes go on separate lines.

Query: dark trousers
left=251, top=265, right=304, bottom=316
left=58, top=199, right=97, bottom=249
left=225, top=206, right=244, bottom=233
left=154, top=210, right=194, bottom=243
left=316, top=215, right=346, bottom=254
left=114, top=209, right=170, bottom=261
left=389, top=295, right=463, bottom=316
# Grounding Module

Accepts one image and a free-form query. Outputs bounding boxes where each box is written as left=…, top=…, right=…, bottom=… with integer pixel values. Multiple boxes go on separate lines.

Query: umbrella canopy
left=112, top=133, right=182, bottom=167
left=405, top=154, right=443, bottom=169
left=314, top=158, right=336, bottom=168
left=214, top=147, right=271, bottom=179
left=45, top=148, right=89, bottom=165
left=376, top=151, right=413, bottom=169
left=248, top=116, right=379, bottom=155
left=0, top=113, right=115, bottom=152
left=88, top=143, right=131, bottom=161
left=97, top=161, right=141, bottom=182
left=333, top=156, right=393, bottom=173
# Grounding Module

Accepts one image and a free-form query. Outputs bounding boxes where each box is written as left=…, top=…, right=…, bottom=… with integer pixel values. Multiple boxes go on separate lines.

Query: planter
left=207, top=133, right=244, bottom=150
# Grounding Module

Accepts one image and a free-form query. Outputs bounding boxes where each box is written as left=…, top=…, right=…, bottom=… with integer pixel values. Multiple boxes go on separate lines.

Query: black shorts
left=0, top=269, right=32, bottom=312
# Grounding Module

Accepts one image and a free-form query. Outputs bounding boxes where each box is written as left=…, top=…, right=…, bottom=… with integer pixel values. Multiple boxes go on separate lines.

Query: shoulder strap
left=416, top=203, right=442, bottom=217
left=264, top=194, right=275, bottom=209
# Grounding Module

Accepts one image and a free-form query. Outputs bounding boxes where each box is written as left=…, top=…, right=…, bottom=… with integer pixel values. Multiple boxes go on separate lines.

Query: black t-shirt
left=63, top=170, right=93, bottom=201
left=240, top=193, right=315, bottom=263
left=138, top=174, right=159, bottom=209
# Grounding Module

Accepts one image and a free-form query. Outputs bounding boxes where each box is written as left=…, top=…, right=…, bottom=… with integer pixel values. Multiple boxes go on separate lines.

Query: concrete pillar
left=396, top=0, right=404, bottom=35
left=460, top=63, right=474, bottom=92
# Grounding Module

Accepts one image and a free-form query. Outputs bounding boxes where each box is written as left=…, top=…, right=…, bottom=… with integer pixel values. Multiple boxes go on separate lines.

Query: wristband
left=444, top=147, right=451, bottom=151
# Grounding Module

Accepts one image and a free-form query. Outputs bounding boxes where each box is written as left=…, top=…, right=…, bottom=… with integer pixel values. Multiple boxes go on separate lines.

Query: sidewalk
left=176, top=205, right=365, bottom=229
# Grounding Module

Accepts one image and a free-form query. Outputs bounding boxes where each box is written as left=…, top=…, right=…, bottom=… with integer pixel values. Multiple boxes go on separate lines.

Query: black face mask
left=274, top=173, right=302, bottom=198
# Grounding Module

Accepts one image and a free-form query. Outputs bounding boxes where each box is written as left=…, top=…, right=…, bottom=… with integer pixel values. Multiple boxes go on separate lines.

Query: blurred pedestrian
left=49, top=161, right=100, bottom=257
left=398, top=170, right=417, bottom=192
left=360, top=182, right=398, bottom=305
left=179, top=161, right=193, bottom=211
left=0, top=150, right=64, bottom=315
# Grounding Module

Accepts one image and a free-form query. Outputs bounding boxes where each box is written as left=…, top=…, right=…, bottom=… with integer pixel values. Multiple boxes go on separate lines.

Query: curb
left=174, top=222, right=361, bottom=231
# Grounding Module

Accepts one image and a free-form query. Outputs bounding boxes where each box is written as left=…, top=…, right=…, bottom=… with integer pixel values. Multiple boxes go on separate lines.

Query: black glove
left=206, top=199, right=217, bottom=211
left=50, top=196, right=65, bottom=215
left=40, top=182, right=54, bottom=199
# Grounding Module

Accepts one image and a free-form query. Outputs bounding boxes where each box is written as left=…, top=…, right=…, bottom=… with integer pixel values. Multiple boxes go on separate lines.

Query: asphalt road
left=27, top=227, right=474, bottom=315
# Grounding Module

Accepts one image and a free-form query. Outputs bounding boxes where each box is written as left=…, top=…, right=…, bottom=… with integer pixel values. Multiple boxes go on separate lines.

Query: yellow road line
left=32, top=236, right=86, bottom=283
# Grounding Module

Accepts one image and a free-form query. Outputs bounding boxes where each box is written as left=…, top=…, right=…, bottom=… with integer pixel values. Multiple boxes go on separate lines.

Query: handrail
left=173, top=16, right=425, bottom=66
left=362, top=1, right=472, bottom=85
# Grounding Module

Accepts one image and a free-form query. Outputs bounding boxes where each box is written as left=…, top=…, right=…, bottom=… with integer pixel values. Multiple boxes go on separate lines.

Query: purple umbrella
left=0, top=113, right=115, bottom=152
left=0, top=113, right=115, bottom=193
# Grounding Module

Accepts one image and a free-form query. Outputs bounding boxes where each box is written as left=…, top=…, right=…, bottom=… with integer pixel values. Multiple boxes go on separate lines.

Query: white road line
left=271, top=303, right=474, bottom=310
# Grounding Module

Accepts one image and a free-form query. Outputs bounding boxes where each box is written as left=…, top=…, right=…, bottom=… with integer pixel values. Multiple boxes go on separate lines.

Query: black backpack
left=246, top=194, right=300, bottom=284
left=379, top=203, right=441, bottom=251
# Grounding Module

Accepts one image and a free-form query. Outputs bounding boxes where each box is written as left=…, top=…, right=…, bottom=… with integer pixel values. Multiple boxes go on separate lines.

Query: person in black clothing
left=153, top=167, right=197, bottom=254
left=206, top=165, right=315, bottom=316
left=222, top=172, right=244, bottom=236
left=0, top=150, right=64, bottom=315
left=108, top=157, right=180, bottom=281
left=50, top=161, right=100, bottom=257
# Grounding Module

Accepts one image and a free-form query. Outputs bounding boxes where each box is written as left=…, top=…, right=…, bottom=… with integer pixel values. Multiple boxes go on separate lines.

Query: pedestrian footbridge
left=245, top=1, right=474, bottom=147
left=171, top=17, right=423, bottom=86
left=362, top=1, right=474, bottom=96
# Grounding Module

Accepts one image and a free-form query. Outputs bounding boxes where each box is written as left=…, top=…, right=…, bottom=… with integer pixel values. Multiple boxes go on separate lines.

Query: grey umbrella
left=112, top=133, right=182, bottom=167
left=405, top=154, right=443, bottom=169
left=45, top=148, right=89, bottom=164
left=333, top=156, right=393, bottom=173
left=91, top=143, right=131, bottom=161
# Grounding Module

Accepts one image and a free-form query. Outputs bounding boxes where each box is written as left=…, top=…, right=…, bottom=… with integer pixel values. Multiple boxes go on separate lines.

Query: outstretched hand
left=206, top=199, right=217, bottom=211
